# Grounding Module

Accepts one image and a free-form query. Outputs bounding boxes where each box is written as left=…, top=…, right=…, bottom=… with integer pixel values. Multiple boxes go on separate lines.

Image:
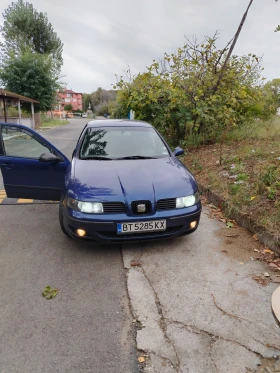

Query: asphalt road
left=0, top=119, right=138, bottom=373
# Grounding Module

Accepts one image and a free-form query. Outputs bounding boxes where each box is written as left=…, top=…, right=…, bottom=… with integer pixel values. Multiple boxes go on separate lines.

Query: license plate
left=117, top=220, right=166, bottom=234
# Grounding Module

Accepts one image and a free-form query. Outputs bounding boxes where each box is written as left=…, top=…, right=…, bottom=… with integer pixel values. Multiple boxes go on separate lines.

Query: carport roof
left=0, top=88, right=39, bottom=104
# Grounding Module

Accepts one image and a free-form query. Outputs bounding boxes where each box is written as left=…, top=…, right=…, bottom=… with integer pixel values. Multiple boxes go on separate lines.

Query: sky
left=0, top=0, right=280, bottom=93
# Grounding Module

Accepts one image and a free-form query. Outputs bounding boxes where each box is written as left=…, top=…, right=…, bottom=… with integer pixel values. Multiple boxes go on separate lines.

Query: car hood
left=69, top=157, right=197, bottom=203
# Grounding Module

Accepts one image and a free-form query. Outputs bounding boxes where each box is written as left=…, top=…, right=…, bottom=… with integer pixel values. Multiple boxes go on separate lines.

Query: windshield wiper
left=116, top=155, right=156, bottom=160
left=81, top=156, right=113, bottom=160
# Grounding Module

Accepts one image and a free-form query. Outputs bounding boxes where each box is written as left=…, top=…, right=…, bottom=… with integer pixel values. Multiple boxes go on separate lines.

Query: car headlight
left=67, top=198, right=103, bottom=213
left=176, top=191, right=200, bottom=208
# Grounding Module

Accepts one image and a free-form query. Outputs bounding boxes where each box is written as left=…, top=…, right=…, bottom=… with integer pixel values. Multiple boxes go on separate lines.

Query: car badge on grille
left=137, top=204, right=146, bottom=213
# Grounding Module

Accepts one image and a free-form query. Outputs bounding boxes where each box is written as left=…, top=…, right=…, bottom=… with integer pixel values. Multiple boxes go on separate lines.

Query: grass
left=225, top=116, right=280, bottom=142
left=39, top=119, right=69, bottom=128
left=185, top=116, right=280, bottom=237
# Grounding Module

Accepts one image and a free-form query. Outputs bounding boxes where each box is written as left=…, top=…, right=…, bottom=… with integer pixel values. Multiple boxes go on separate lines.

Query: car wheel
left=59, top=200, right=71, bottom=237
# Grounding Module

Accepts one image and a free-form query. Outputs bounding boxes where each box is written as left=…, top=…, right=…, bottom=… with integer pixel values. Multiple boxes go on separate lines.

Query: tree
left=91, top=87, right=117, bottom=112
left=264, top=78, right=280, bottom=95
left=0, top=0, right=63, bottom=70
left=0, top=51, right=60, bottom=112
left=64, top=104, right=73, bottom=112
left=0, top=0, right=63, bottom=111
left=260, top=79, right=280, bottom=117
left=82, top=93, right=92, bottom=112
left=115, top=34, right=265, bottom=145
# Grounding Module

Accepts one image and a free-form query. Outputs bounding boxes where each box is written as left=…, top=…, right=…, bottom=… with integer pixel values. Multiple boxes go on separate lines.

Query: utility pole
left=213, top=0, right=255, bottom=92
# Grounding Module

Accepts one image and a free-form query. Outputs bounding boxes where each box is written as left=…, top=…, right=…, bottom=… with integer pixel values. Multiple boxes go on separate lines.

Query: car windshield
left=79, top=126, right=170, bottom=160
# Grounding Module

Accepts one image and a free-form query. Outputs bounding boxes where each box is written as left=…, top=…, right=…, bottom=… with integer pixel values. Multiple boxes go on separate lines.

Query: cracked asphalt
left=1, top=119, right=280, bottom=373
left=123, top=209, right=280, bottom=373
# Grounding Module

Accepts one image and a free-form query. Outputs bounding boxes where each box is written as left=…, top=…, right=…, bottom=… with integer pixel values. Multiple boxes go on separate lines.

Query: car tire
left=59, top=200, right=71, bottom=237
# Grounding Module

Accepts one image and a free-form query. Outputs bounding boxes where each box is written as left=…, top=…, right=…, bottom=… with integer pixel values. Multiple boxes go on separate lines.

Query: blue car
left=0, top=120, right=201, bottom=243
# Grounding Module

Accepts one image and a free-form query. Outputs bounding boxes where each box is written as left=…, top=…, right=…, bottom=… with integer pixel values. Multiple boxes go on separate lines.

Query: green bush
left=115, top=34, right=273, bottom=146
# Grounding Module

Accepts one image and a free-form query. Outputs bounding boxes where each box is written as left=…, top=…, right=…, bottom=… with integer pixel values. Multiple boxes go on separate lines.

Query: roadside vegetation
left=82, top=87, right=117, bottom=117
left=187, top=117, right=280, bottom=236
left=114, top=33, right=280, bottom=238
left=39, top=118, right=69, bottom=129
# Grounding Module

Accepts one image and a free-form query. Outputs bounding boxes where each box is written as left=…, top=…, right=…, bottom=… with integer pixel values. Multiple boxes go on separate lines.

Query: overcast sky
left=1, top=0, right=280, bottom=93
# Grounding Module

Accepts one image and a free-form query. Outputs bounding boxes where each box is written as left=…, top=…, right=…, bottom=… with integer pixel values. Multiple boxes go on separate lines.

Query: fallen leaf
left=131, top=260, right=142, bottom=267
left=239, top=262, right=244, bottom=265
left=42, top=286, right=58, bottom=299
left=253, top=234, right=259, bottom=241
left=269, top=263, right=278, bottom=268
left=264, top=249, right=274, bottom=254
left=263, top=272, right=270, bottom=277
left=250, top=196, right=256, bottom=201
left=252, top=275, right=269, bottom=286
left=138, top=357, right=145, bottom=363
left=226, top=221, right=234, bottom=229
left=253, top=249, right=260, bottom=252
left=221, top=250, right=228, bottom=253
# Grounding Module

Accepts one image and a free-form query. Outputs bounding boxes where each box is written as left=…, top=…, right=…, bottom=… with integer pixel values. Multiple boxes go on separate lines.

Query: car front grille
left=131, top=200, right=152, bottom=215
left=103, top=202, right=125, bottom=213
left=157, top=198, right=176, bottom=210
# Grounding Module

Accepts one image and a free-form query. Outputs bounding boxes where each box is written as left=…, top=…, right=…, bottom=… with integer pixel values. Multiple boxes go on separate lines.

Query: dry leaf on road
left=42, top=286, right=58, bottom=300
left=131, top=260, right=142, bottom=267
left=264, top=249, right=274, bottom=254
left=253, top=234, right=259, bottom=241
left=252, top=275, right=270, bottom=286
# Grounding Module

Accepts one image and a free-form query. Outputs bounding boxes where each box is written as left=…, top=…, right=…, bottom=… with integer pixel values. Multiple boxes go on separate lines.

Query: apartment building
left=57, top=89, right=83, bottom=111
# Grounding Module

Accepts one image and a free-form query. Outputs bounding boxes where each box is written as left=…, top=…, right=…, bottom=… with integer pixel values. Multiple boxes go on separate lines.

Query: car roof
left=87, top=119, right=153, bottom=128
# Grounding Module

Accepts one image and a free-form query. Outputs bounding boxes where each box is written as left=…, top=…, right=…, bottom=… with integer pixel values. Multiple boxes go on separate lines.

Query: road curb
left=198, top=183, right=280, bottom=254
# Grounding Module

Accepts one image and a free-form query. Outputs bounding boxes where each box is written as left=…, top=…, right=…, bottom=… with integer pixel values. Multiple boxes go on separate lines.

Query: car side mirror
left=39, top=152, right=61, bottom=162
left=174, top=147, right=184, bottom=157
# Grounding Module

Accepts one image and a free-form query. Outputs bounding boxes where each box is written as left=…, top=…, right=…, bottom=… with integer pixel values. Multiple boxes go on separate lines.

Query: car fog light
left=190, top=221, right=197, bottom=229
left=77, top=229, right=86, bottom=237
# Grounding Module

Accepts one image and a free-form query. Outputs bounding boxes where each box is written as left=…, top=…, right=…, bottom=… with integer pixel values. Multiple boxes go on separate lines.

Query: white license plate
left=117, top=220, right=166, bottom=234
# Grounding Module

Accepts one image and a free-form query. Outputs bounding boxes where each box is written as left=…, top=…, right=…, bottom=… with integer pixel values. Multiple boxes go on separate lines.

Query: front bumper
left=62, top=203, right=202, bottom=243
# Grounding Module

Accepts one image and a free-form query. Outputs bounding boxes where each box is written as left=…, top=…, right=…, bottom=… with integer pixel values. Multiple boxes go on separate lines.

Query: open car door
left=0, top=123, right=70, bottom=201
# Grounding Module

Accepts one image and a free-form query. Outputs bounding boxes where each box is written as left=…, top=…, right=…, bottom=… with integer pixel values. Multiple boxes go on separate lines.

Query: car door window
left=2, top=126, right=50, bottom=159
